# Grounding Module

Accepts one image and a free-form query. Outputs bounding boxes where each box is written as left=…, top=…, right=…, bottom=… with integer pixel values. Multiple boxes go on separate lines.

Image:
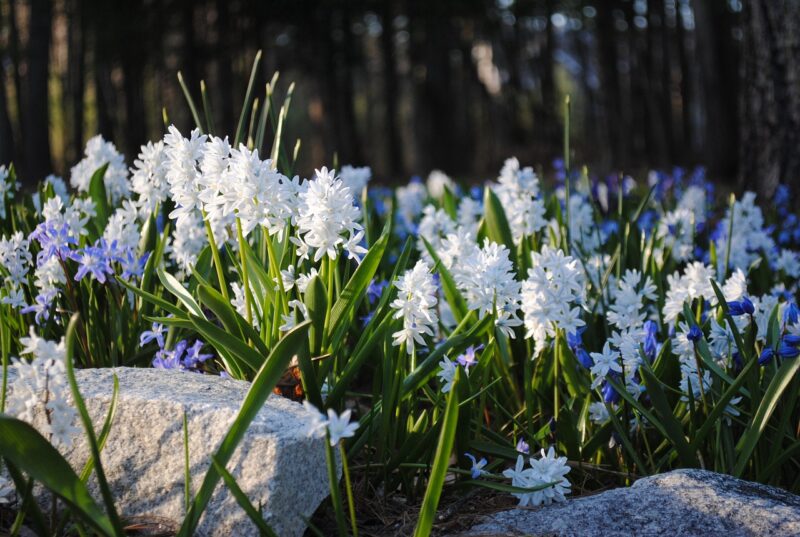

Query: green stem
left=202, top=210, right=229, bottom=301
left=339, top=443, right=359, bottom=537
left=236, top=219, right=253, bottom=327
left=325, top=438, right=348, bottom=536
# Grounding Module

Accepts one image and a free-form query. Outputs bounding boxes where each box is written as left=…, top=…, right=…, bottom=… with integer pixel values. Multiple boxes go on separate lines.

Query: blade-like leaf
left=177, top=320, right=310, bottom=537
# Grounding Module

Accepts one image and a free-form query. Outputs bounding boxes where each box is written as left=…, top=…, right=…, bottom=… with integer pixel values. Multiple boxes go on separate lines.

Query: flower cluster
left=503, top=447, right=571, bottom=507
left=5, top=328, right=79, bottom=448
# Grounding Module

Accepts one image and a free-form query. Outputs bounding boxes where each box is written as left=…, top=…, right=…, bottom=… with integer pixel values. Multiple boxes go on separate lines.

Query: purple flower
left=515, top=438, right=530, bottom=454
left=29, top=222, right=78, bottom=264
left=20, top=291, right=56, bottom=325
left=456, top=345, right=483, bottom=371
left=153, top=341, right=186, bottom=370
left=139, top=322, right=166, bottom=348
left=74, top=244, right=114, bottom=284
left=184, top=340, right=212, bottom=369
left=120, top=250, right=149, bottom=280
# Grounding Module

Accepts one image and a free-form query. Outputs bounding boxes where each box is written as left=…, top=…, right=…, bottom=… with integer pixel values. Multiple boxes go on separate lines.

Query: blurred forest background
left=0, top=0, right=797, bottom=197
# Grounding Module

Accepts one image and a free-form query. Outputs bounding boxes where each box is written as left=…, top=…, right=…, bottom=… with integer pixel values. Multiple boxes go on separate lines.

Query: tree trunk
left=739, top=0, right=800, bottom=198
left=22, top=0, right=53, bottom=185
left=66, top=0, right=85, bottom=164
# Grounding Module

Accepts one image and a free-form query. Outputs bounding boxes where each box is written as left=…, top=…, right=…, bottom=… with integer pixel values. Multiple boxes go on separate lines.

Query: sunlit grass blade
left=177, top=320, right=310, bottom=537
left=413, top=368, right=460, bottom=537
left=210, top=456, right=279, bottom=537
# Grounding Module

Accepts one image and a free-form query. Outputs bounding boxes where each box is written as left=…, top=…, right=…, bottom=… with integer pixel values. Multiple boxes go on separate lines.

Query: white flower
left=0, top=232, right=32, bottom=286
left=714, top=192, right=774, bottom=273
left=0, top=164, right=20, bottom=219
left=521, top=246, right=585, bottom=355
left=325, top=407, right=360, bottom=446
left=0, top=474, right=13, bottom=505
left=457, top=196, right=483, bottom=233
left=589, top=402, right=610, bottom=423
left=390, top=260, right=438, bottom=353
left=776, top=250, right=800, bottom=278
left=528, top=447, right=572, bottom=505
left=103, top=201, right=141, bottom=253
left=437, top=358, right=457, bottom=393
left=280, top=299, right=308, bottom=332
left=417, top=205, right=456, bottom=262
left=503, top=448, right=571, bottom=507
left=131, top=140, right=169, bottom=215
left=455, top=239, right=522, bottom=338
left=302, top=401, right=360, bottom=446
left=589, top=342, right=622, bottom=388
left=70, top=135, right=130, bottom=204
left=44, top=174, right=69, bottom=203
left=295, top=269, right=320, bottom=293
left=396, top=180, right=427, bottom=233
left=5, top=327, right=79, bottom=448
left=492, top=157, right=546, bottom=243
left=426, top=169, right=455, bottom=199
left=339, top=165, right=371, bottom=196
left=607, top=270, right=657, bottom=330
left=163, top=125, right=207, bottom=228
left=293, top=167, right=365, bottom=263
left=169, top=210, right=207, bottom=273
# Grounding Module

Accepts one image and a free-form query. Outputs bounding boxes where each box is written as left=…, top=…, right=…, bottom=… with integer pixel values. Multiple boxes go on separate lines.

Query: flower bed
left=2, top=59, right=800, bottom=535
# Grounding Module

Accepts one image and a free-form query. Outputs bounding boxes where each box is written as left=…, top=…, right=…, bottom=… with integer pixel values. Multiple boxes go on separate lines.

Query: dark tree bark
left=0, top=2, right=14, bottom=164
left=596, top=3, right=624, bottom=167
left=381, top=0, right=402, bottom=175
left=739, top=0, right=800, bottom=198
left=66, top=0, right=85, bottom=164
left=694, top=0, right=740, bottom=179
left=21, top=0, right=53, bottom=185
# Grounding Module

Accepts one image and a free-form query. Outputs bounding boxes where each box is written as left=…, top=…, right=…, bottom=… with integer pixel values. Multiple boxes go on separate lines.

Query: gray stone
left=22, top=367, right=333, bottom=537
left=458, top=469, right=800, bottom=536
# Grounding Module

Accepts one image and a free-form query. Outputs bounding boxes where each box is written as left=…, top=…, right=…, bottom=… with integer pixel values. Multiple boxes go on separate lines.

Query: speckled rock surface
left=458, top=469, right=800, bottom=536
left=31, top=367, right=333, bottom=537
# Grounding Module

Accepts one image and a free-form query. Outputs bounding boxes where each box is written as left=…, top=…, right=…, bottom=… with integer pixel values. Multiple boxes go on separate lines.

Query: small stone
left=18, top=367, right=334, bottom=537
left=458, top=468, right=800, bottom=536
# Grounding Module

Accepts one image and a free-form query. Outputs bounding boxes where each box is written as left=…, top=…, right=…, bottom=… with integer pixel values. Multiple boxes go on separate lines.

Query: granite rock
left=459, top=468, right=800, bottom=537
left=17, top=367, right=334, bottom=537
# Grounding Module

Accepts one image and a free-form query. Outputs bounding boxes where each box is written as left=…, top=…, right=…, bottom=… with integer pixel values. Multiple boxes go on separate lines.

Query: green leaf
left=198, top=283, right=269, bottom=359
left=414, top=368, right=460, bottom=537
left=640, top=360, right=698, bottom=466
left=422, top=237, right=468, bottom=322
left=211, top=456, right=279, bottom=537
left=328, top=221, right=390, bottom=347
left=158, top=265, right=204, bottom=318
left=88, top=163, right=110, bottom=231
left=482, top=188, right=516, bottom=266
left=64, top=314, right=125, bottom=534
left=189, top=314, right=265, bottom=372
left=0, top=417, right=116, bottom=536
left=177, top=320, right=311, bottom=537
left=304, top=275, right=328, bottom=356
left=734, top=356, right=800, bottom=476
left=116, top=276, right=185, bottom=317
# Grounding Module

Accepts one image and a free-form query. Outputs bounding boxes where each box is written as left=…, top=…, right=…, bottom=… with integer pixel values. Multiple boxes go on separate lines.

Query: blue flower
left=687, top=324, right=703, bottom=342
left=464, top=453, right=487, bottom=479
left=783, top=303, right=799, bottom=326
left=120, top=250, right=149, bottom=280
left=759, top=347, right=775, bottom=366
left=153, top=341, right=187, bottom=370
left=643, top=320, right=659, bottom=361
left=515, top=438, right=530, bottom=454
left=366, top=279, right=388, bottom=304
left=778, top=342, right=800, bottom=359
left=602, top=380, right=620, bottom=404
left=728, top=296, right=755, bottom=316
